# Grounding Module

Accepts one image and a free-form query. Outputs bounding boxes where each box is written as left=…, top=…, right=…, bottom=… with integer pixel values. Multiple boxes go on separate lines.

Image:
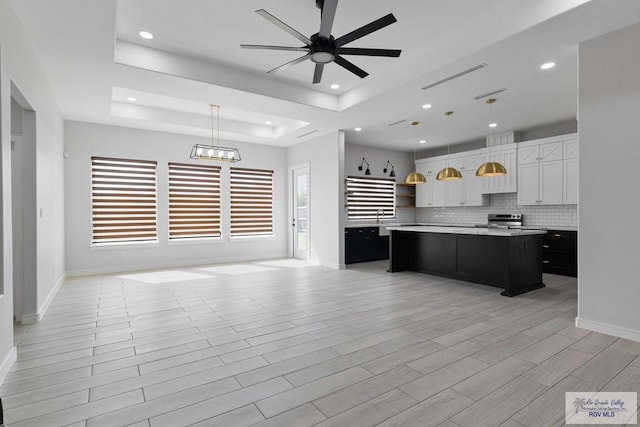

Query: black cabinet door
left=345, top=227, right=389, bottom=264
left=543, top=230, right=577, bottom=276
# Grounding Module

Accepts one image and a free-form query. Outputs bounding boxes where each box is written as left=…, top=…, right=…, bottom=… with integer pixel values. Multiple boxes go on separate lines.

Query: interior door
left=292, top=166, right=309, bottom=259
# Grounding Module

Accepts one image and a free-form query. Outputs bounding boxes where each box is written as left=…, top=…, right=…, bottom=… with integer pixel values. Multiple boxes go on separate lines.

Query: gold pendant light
left=476, top=161, right=507, bottom=176
left=437, top=111, right=462, bottom=181
left=405, top=122, right=427, bottom=184
left=476, top=98, right=506, bottom=177
left=404, top=171, right=427, bottom=184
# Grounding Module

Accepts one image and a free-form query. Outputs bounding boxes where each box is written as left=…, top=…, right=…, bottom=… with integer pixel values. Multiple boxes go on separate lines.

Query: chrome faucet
left=376, top=209, right=384, bottom=224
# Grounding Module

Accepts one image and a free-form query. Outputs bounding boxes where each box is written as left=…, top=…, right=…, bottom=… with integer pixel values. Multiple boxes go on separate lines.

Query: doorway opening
left=11, top=85, right=38, bottom=324
left=290, top=164, right=309, bottom=260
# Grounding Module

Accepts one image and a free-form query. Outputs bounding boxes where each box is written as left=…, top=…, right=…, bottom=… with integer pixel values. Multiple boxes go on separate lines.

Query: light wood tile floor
left=2, top=260, right=639, bottom=426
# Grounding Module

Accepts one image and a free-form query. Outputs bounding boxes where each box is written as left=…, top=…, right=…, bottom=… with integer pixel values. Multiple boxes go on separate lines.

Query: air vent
left=387, top=119, right=408, bottom=127
left=421, top=63, right=488, bottom=91
left=473, top=88, right=507, bottom=100
left=297, top=130, right=318, bottom=139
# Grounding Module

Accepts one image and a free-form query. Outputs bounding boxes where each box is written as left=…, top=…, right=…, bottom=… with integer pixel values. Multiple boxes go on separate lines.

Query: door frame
left=288, top=162, right=310, bottom=260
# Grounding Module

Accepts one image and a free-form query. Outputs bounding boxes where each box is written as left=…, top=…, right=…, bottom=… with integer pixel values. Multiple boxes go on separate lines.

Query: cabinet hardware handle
left=553, top=234, right=562, bottom=237
left=543, top=260, right=550, bottom=264
left=543, top=245, right=550, bottom=248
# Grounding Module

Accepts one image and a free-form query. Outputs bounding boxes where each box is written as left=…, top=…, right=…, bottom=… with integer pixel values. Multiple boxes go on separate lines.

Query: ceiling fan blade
left=337, top=47, right=401, bottom=57
left=313, top=63, right=325, bottom=84
left=335, top=13, right=397, bottom=47
left=334, top=55, right=369, bottom=78
left=318, top=0, right=338, bottom=38
left=267, top=54, right=310, bottom=74
left=241, top=44, right=309, bottom=52
left=255, top=9, right=312, bottom=46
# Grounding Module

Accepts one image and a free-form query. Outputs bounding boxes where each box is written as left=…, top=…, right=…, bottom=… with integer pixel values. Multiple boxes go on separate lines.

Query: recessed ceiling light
left=540, top=62, right=555, bottom=70
left=265, top=121, right=272, bottom=125
left=354, top=127, right=362, bottom=131
left=419, top=139, right=427, bottom=144
left=330, top=84, right=340, bottom=90
left=139, top=31, right=154, bottom=40
left=489, top=123, right=497, bottom=128
left=127, top=97, right=137, bottom=102
left=421, top=104, right=432, bottom=109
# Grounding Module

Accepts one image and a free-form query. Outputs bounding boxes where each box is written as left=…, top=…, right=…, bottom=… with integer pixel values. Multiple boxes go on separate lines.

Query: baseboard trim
left=575, top=317, right=640, bottom=343
left=16, top=313, right=38, bottom=325
left=65, top=254, right=290, bottom=277
left=0, top=346, right=17, bottom=385
left=37, top=273, right=66, bottom=322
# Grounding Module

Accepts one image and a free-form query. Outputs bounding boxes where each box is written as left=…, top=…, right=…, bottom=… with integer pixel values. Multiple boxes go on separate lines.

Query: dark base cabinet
left=389, top=230, right=545, bottom=297
left=543, top=230, right=577, bottom=277
left=345, top=227, right=389, bottom=264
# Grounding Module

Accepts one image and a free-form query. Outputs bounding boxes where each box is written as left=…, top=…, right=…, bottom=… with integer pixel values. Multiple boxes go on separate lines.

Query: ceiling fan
left=240, top=0, right=401, bottom=84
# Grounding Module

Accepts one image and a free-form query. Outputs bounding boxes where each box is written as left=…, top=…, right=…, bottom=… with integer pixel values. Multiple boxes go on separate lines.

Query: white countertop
left=345, top=222, right=577, bottom=232
left=386, top=225, right=547, bottom=236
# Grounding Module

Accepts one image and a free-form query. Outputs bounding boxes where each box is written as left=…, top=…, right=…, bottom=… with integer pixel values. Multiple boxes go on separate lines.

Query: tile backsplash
left=415, top=193, right=578, bottom=228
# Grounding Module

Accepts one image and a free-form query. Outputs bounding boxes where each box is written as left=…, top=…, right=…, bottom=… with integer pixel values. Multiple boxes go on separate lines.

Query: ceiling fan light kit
left=241, top=0, right=402, bottom=84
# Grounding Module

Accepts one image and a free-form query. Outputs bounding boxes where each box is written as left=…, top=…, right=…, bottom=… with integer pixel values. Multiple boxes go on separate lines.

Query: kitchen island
left=387, top=226, right=547, bottom=297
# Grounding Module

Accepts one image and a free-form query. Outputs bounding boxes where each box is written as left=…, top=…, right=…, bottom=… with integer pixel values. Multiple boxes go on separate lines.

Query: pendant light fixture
left=404, top=121, right=426, bottom=184
left=190, top=104, right=241, bottom=162
left=437, top=111, right=463, bottom=181
left=476, top=98, right=507, bottom=177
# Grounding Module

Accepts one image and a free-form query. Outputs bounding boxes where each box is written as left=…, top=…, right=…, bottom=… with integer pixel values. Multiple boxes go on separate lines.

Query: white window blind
left=230, top=167, right=274, bottom=237
left=346, top=176, right=396, bottom=221
left=91, top=157, right=157, bottom=243
left=168, top=162, right=221, bottom=239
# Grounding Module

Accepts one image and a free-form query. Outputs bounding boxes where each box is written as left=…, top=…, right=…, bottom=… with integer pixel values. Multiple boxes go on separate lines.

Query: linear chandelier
left=190, top=104, right=241, bottom=162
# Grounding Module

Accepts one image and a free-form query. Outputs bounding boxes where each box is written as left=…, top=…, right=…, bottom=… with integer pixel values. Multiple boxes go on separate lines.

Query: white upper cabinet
left=563, top=138, right=579, bottom=204
left=415, top=159, right=446, bottom=207
left=444, top=151, right=487, bottom=207
left=539, top=141, right=563, bottom=161
left=516, top=133, right=577, bottom=205
left=415, top=133, right=578, bottom=208
left=480, top=143, right=517, bottom=194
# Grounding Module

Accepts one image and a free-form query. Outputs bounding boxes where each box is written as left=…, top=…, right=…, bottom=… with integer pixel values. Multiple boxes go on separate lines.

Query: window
left=168, top=162, right=221, bottom=239
left=346, top=176, right=395, bottom=221
left=230, top=167, right=274, bottom=237
left=91, top=157, right=157, bottom=244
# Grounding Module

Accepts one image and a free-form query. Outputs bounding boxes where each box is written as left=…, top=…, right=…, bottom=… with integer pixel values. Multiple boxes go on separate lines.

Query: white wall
left=344, top=143, right=414, bottom=181
left=64, top=121, right=288, bottom=275
left=345, top=143, right=416, bottom=224
left=287, top=131, right=344, bottom=268
left=0, top=0, right=66, bottom=383
left=577, top=22, right=640, bottom=341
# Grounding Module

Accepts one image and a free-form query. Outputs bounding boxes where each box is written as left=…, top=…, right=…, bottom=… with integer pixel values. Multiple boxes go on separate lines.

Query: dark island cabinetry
left=543, top=230, right=577, bottom=277
left=389, top=229, right=545, bottom=297
left=345, top=227, right=389, bottom=264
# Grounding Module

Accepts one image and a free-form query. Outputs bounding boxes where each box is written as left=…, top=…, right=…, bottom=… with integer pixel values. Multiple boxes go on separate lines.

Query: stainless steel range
left=486, top=213, right=523, bottom=229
